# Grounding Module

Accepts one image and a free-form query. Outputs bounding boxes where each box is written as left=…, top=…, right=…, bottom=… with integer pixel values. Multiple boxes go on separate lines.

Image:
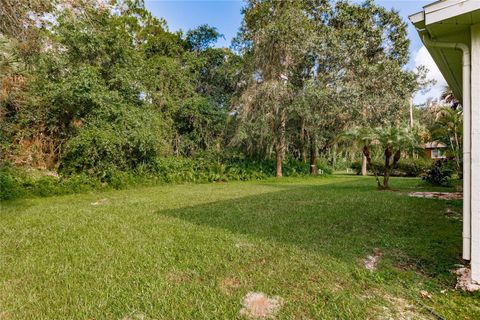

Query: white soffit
left=409, top=0, right=480, bottom=103
left=409, top=11, right=425, bottom=25
left=409, top=0, right=480, bottom=28
left=424, top=0, right=480, bottom=25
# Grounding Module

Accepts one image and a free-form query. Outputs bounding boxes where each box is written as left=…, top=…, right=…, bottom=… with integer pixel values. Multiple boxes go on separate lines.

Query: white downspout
left=422, top=34, right=472, bottom=261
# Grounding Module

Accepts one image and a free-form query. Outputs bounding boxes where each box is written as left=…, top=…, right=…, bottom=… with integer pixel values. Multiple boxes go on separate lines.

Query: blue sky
left=145, top=0, right=444, bottom=103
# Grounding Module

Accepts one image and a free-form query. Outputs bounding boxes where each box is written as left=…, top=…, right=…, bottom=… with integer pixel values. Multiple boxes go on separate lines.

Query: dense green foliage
left=1, top=155, right=318, bottom=200
left=0, top=0, right=240, bottom=174
left=350, top=158, right=432, bottom=177
left=233, top=0, right=419, bottom=176
left=0, top=0, right=456, bottom=195
left=60, top=105, right=172, bottom=176
left=422, top=160, right=454, bottom=186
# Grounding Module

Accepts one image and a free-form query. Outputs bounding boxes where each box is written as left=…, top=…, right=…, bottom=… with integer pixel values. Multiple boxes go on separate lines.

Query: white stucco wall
left=471, top=23, right=480, bottom=282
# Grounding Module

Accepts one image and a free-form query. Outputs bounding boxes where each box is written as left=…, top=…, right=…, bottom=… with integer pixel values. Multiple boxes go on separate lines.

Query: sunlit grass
left=1, top=175, right=478, bottom=319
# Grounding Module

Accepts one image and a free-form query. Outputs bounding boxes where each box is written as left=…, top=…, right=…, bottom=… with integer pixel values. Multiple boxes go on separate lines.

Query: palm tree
left=431, top=107, right=462, bottom=172
left=341, top=124, right=422, bottom=189
left=0, top=34, right=22, bottom=76
left=375, top=125, right=422, bottom=189
left=440, top=85, right=459, bottom=109
left=340, top=127, right=382, bottom=187
left=0, top=34, right=26, bottom=122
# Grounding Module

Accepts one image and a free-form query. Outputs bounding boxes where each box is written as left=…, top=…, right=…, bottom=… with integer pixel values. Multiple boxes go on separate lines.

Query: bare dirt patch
left=454, top=267, right=480, bottom=292
left=408, top=192, right=463, bottom=200
left=91, top=198, right=110, bottom=206
left=239, top=292, right=283, bottom=319
left=364, top=249, right=383, bottom=271
left=419, top=290, right=432, bottom=300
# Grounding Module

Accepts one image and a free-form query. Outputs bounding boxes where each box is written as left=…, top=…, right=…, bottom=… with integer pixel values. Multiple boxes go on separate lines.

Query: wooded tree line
left=0, top=0, right=426, bottom=179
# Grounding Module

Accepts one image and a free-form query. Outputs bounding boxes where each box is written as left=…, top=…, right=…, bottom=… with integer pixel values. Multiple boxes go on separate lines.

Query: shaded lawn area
left=1, top=175, right=479, bottom=319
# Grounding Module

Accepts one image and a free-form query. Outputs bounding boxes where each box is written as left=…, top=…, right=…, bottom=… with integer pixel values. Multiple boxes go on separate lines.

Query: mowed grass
left=1, top=175, right=479, bottom=319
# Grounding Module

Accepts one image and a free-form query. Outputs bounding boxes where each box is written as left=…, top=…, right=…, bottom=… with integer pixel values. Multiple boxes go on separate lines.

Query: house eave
left=409, top=1, right=480, bottom=104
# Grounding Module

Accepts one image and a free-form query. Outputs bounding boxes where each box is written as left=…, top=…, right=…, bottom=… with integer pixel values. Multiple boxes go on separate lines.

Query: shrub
left=350, top=158, right=432, bottom=177
left=316, top=159, right=334, bottom=175
left=0, top=167, right=25, bottom=200
left=422, top=160, right=453, bottom=186
left=350, top=161, right=363, bottom=174
left=0, top=165, right=106, bottom=200
left=60, top=173, right=102, bottom=193
left=396, top=158, right=433, bottom=177
left=2, top=153, right=325, bottom=200
left=61, top=105, right=172, bottom=177
left=29, top=176, right=61, bottom=197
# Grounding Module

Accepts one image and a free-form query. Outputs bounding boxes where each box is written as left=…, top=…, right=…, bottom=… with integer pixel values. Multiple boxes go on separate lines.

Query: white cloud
left=413, top=46, right=447, bottom=104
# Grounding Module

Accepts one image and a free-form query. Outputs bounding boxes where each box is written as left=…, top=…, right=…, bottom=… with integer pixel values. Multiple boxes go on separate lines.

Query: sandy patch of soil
left=408, top=192, right=463, bottom=200
left=419, top=290, right=432, bottom=299
left=240, top=292, right=283, bottom=319
left=91, top=198, right=110, bottom=206
left=454, top=267, right=480, bottom=292
left=364, top=249, right=383, bottom=271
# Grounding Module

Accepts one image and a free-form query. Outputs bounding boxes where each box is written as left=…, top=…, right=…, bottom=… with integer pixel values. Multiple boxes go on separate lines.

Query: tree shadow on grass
left=157, top=179, right=462, bottom=281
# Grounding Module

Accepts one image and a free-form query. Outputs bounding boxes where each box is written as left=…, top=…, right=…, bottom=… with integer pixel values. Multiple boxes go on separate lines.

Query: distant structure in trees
left=423, top=141, right=447, bottom=159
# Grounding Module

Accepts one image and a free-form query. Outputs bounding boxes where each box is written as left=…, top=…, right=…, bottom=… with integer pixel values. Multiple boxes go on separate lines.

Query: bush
left=0, top=167, right=25, bottom=200
left=316, top=159, right=334, bottom=175
left=422, top=160, right=453, bottom=186
left=60, top=105, right=172, bottom=177
left=350, top=158, right=432, bottom=177
left=150, top=153, right=314, bottom=183
left=396, top=158, right=433, bottom=177
left=2, top=153, right=326, bottom=200
left=0, top=165, right=105, bottom=201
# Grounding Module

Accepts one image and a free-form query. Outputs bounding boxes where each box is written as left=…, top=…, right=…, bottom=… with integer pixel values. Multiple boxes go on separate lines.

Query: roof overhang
left=409, top=0, right=480, bottom=104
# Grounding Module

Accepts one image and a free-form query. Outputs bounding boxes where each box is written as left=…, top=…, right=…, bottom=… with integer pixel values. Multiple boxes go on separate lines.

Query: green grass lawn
left=1, top=175, right=479, bottom=319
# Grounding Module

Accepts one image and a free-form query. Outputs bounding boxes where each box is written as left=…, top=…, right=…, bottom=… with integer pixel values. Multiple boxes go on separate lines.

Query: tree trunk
left=300, top=118, right=307, bottom=163
left=276, top=151, right=283, bottom=177
left=363, top=146, right=381, bottom=188
left=454, top=131, right=461, bottom=173
left=275, top=110, right=286, bottom=177
left=383, top=147, right=393, bottom=189
left=361, top=154, right=367, bottom=176
left=409, top=97, right=414, bottom=129
left=332, top=143, right=337, bottom=170
left=310, top=137, right=318, bottom=175
left=384, top=169, right=390, bottom=189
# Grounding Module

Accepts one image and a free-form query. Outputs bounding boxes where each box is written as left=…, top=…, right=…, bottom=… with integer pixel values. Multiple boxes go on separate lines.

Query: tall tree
left=234, top=0, right=313, bottom=177
left=295, top=1, right=416, bottom=175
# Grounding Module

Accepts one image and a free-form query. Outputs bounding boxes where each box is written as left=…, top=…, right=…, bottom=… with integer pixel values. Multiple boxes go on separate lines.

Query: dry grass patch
left=90, top=198, right=110, bottom=206
left=240, top=292, right=283, bottom=319
left=219, top=277, right=241, bottom=295
left=375, top=292, right=434, bottom=320
left=166, top=269, right=203, bottom=285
